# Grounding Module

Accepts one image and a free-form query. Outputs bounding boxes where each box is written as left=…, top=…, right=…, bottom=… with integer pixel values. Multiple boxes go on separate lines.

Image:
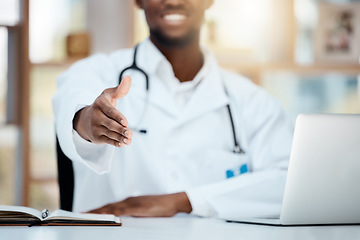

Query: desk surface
left=2, top=215, right=360, bottom=240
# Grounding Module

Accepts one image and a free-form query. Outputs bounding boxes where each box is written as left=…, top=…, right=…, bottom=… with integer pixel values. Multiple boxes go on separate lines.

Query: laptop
left=226, top=114, right=360, bottom=226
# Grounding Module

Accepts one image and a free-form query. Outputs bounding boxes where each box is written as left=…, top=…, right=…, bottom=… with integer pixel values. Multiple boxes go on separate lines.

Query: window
left=0, top=0, right=20, bottom=26
left=262, top=72, right=360, bottom=121
left=0, top=27, right=17, bottom=205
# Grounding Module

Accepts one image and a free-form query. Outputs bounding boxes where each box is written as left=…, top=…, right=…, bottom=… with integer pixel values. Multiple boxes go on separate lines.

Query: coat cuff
left=72, top=129, right=113, bottom=174
left=185, top=188, right=216, bottom=217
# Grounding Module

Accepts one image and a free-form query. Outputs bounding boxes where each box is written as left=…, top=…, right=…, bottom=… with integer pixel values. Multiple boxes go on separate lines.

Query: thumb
left=111, top=75, right=132, bottom=100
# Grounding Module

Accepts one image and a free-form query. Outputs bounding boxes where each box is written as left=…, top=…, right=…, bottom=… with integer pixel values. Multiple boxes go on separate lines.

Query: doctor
left=53, top=0, right=293, bottom=218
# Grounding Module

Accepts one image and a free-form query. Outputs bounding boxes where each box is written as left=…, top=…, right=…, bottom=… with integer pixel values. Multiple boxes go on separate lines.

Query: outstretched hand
left=87, top=192, right=192, bottom=217
left=73, top=76, right=133, bottom=147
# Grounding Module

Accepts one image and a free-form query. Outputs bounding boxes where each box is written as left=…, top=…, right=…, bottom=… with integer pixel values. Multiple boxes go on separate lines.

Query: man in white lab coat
left=53, top=0, right=293, bottom=218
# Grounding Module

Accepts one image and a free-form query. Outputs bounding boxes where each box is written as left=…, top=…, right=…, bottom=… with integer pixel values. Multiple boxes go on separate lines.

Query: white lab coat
left=52, top=39, right=294, bottom=218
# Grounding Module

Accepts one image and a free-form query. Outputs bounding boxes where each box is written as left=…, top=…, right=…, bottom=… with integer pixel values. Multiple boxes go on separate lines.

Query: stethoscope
left=119, top=45, right=245, bottom=154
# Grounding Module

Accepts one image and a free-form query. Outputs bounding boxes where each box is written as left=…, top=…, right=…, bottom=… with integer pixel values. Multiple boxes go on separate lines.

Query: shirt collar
left=133, top=38, right=229, bottom=120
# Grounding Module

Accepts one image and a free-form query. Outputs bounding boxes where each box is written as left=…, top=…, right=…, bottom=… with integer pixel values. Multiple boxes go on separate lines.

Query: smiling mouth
left=163, top=14, right=187, bottom=23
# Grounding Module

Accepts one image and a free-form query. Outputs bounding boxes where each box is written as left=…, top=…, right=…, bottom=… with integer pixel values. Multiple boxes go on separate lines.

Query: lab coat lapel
left=180, top=68, right=229, bottom=124
left=148, top=76, right=180, bottom=118
left=135, top=40, right=180, bottom=118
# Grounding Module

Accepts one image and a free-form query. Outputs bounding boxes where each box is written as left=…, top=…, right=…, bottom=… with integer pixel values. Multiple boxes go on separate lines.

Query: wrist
left=172, top=192, right=192, bottom=214
left=73, top=107, right=90, bottom=141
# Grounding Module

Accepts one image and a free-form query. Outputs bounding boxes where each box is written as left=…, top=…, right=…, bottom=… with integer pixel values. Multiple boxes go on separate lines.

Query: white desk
left=1, top=215, right=360, bottom=240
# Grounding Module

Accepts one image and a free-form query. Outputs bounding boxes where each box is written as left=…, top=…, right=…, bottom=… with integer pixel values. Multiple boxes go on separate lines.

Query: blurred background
left=0, top=0, right=359, bottom=211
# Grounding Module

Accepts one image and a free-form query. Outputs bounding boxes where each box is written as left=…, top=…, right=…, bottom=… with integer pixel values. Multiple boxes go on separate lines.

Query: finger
left=101, top=126, right=132, bottom=146
left=110, top=75, right=132, bottom=100
left=109, top=203, right=140, bottom=217
left=88, top=203, right=128, bottom=216
left=94, top=205, right=144, bottom=217
left=101, top=118, right=133, bottom=140
left=99, top=101, right=128, bottom=127
left=113, top=207, right=128, bottom=217
left=88, top=205, right=115, bottom=214
left=98, top=135, right=125, bottom=148
left=116, top=197, right=151, bottom=217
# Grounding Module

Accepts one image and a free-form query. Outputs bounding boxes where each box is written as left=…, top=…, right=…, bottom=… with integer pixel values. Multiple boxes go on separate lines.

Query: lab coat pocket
left=202, top=149, right=249, bottom=184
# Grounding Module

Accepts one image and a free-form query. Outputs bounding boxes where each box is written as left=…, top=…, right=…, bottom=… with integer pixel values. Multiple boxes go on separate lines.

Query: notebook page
left=0, top=205, right=42, bottom=220
left=45, top=209, right=120, bottom=223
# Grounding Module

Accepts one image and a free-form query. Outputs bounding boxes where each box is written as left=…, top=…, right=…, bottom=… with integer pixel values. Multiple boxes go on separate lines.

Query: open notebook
left=0, top=205, right=121, bottom=226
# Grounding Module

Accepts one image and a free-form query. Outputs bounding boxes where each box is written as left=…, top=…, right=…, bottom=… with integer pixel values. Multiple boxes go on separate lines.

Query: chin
left=150, top=28, right=198, bottom=49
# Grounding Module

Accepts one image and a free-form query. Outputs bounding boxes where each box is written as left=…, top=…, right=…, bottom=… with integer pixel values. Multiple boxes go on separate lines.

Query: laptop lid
left=280, top=114, right=360, bottom=225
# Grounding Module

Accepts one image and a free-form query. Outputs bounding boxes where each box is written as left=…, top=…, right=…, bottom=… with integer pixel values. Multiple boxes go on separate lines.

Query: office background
left=0, top=0, right=359, bottom=211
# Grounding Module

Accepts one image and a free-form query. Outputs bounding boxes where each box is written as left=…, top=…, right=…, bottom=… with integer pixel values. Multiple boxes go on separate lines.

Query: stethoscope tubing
left=118, top=45, right=245, bottom=154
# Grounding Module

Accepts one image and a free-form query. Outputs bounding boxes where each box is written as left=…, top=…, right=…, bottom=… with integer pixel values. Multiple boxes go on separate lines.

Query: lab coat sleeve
left=186, top=86, right=293, bottom=218
left=52, top=54, right=118, bottom=174
left=186, top=169, right=287, bottom=218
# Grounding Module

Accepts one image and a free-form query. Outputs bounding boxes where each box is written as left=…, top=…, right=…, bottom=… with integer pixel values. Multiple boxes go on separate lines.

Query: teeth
left=164, top=14, right=186, bottom=21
